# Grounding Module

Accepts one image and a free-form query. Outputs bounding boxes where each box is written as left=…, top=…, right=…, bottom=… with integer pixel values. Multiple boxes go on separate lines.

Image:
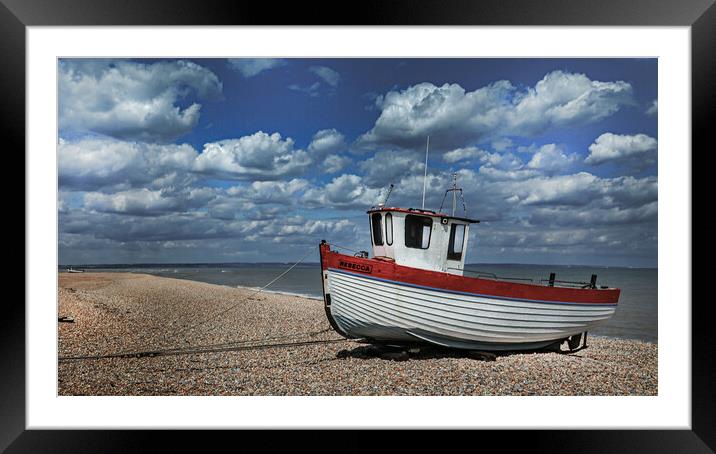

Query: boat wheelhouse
left=319, top=176, right=620, bottom=352
left=366, top=207, right=477, bottom=276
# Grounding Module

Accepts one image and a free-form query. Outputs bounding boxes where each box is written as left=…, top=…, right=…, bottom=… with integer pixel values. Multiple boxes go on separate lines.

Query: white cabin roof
left=367, top=206, right=479, bottom=225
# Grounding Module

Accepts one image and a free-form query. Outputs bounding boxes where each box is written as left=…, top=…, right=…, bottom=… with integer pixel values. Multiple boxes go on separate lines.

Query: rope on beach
left=162, top=246, right=316, bottom=345
left=59, top=246, right=325, bottom=363
left=168, top=327, right=334, bottom=352
left=58, top=335, right=349, bottom=362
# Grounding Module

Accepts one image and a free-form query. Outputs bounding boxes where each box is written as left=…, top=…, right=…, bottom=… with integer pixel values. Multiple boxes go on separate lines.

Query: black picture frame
left=6, top=0, right=710, bottom=451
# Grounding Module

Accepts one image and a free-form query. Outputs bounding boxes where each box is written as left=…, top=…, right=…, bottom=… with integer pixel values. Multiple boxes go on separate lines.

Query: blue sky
left=58, top=58, right=658, bottom=266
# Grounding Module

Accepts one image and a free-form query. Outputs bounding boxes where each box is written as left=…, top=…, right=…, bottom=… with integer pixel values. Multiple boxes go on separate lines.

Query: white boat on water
left=66, top=267, right=84, bottom=273
left=319, top=174, right=620, bottom=352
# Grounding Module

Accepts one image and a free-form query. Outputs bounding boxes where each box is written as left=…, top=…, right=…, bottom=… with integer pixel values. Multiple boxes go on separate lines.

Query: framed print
left=8, top=0, right=711, bottom=451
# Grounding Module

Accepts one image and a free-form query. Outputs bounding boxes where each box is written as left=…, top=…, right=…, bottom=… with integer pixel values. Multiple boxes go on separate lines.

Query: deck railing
left=452, top=268, right=534, bottom=282
left=457, top=269, right=605, bottom=289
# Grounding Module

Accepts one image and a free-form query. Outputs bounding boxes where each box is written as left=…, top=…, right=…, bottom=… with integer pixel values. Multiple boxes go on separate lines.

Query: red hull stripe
left=329, top=268, right=618, bottom=307
left=319, top=243, right=619, bottom=305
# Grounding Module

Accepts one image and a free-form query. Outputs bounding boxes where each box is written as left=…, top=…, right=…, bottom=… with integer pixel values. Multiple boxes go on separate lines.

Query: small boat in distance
left=319, top=173, right=620, bottom=352
left=66, top=267, right=85, bottom=273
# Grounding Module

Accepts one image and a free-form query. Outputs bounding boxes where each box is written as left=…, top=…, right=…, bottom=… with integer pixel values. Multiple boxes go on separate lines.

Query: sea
left=61, top=263, right=657, bottom=343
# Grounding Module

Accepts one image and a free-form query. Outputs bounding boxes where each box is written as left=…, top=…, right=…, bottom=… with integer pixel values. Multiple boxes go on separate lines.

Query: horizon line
left=59, top=261, right=658, bottom=270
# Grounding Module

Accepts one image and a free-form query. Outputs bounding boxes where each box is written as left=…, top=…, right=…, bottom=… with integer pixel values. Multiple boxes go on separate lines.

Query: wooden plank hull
left=319, top=243, right=619, bottom=351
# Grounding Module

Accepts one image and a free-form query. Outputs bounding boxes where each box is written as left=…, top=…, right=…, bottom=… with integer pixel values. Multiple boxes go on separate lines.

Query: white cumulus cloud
left=83, top=188, right=213, bottom=216
left=226, top=179, right=310, bottom=205
left=357, top=70, right=634, bottom=151
left=58, top=137, right=198, bottom=191
left=526, top=144, right=579, bottom=172
left=194, top=131, right=312, bottom=180
left=443, top=146, right=490, bottom=163
left=303, top=174, right=381, bottom=208
left=507, top=71, right=632, bottom=135
left=59, top=59, right=222, bottom=142
left=308, top=129, right=346, bottom=156
left=321, top=154, right=352, bottom=174
left=585, top=133, right=657, bottom=166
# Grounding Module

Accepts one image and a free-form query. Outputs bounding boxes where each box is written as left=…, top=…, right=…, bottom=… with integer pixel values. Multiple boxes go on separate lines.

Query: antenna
left=451, top=172, right=457, bottom=216
left=421, top=136, right=429, bottom=209
left=378, top=183, right=394, bottom=208
left=383, top=184, right=394, bottom=207
left=439, top=172, right=467, bottom=217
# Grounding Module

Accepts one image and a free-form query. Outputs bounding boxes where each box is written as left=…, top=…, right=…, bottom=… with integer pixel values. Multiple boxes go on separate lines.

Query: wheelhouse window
left=385, top=213, right=393, bottom=245
left=448, top=224, right=466, bottom=260
left=405, top=215, right=432, bottom=249
left=371, top=213, right=383, bottom=246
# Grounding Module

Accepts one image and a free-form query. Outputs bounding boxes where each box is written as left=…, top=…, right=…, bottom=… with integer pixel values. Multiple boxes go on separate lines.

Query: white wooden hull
left=325, top=268, right=617, bottom=351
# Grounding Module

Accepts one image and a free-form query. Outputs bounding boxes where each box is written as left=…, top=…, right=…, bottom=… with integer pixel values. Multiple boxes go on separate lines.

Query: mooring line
left=167, top=327, right=334, bottom=352
left=58, top=336, right=349, bottom=362
left=60, top=246, right=323, bottom=362
left=156, top=246, right=315, bottom=349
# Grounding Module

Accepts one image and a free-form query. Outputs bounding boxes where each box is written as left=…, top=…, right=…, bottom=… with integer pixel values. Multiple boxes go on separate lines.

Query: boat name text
left=338, top=261, right=373, bottom=274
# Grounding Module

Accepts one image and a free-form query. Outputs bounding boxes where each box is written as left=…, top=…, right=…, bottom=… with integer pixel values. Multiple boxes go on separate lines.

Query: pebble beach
left=58, top=272, right=657, bottom=396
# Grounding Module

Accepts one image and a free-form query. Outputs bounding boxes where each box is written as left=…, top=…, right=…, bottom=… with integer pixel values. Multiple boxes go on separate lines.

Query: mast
left=451, top=172, right=457, bottom=216
left=421, top=136, right=429, bottom=209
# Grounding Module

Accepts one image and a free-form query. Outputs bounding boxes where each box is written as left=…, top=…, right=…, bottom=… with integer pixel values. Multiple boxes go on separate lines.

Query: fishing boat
left=319, top=173, right=620, bottom=352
